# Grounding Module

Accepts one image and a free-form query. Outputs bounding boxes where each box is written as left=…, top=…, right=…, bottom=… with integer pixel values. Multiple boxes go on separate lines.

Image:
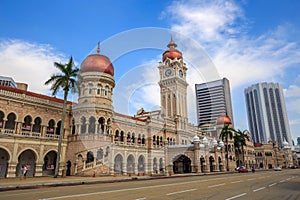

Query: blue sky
left=0, top=0, right=300, bottom=142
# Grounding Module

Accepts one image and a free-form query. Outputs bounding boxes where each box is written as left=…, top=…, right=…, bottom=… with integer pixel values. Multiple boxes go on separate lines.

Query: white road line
left=247, top=178, right=256, bottom=181
left=279, top=180, right=286, bottom=183
left=258, top=177, right=265, bottom=179
left=37, top=175, right=252, bottom=200
left=208, top=183, right=225, bottom=188
left=2, top=189, right=60, bottom=197
left=231, top=180, right=242, bottom=184
left=253, top=187, right=266, bottom=192
left=269, top=183, right=277, bottom=187
left=136, top=198, right=146, bottom=200
left=225, top=193, right=247, bottom=200
left=166, top=188, right=196, bottom=196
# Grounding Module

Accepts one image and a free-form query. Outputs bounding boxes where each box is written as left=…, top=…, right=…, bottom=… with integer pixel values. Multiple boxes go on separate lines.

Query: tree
left=219, top=123, right=234, bottom=171
left=45, top=56, right=79, bottom=177
left=233, top=129, right=250, bottom=167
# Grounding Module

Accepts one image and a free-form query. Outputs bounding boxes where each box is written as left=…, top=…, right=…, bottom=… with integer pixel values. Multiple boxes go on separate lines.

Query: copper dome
left=80, top=43, right=114, bottom=76
left=216, top=115, right=232, bottom=125
left=162, top=39, right=182, bottom=61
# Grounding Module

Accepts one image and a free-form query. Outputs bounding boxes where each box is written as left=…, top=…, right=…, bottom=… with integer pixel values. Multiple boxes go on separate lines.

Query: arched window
left=120, top=131, right=124, bottom=142
left=56, top=121, right=61, bottom=135
left=98, top=117, right=105, bottom=134
left=142, top=134, right=145, bottom=145
left=104, top=86, right=109, bottom=96
left=32, top=117, right=42, bottom=133
left=88, top=83, right=93, bottom=95
left=115, top=130, right=119, bottom=141
left=86, top=151, right=94, bottom=163
left=47, top=119, right=55, bottom=134
left=127, top=132, right=131, bottom=143
left=97, top=84, right=102, bottom=95
left=131, top=132, right=135, bottom=143
left=153, top=135, right=156, bottom=145
left=22, top=115, right=32, bottom=131
left=0, top=111, right=4, bottom=128
left=88, top=116, right=96, bottom=134
left=138, top=134, right=141, bottom=144
left=80, top=117, right=86, bottom=134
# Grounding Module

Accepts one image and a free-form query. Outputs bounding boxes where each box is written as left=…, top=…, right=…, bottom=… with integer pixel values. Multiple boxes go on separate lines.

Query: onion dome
left=212, top=138, right=218, bottom=146
left=283, top=140, right=289, bottom=147
left=80, top=42, right=114, bottom=76
left=193, top=135, right=200, bottom=142
left=216, top=115, right=232, bottom=125
left=162, top=39, right=182, bottom=61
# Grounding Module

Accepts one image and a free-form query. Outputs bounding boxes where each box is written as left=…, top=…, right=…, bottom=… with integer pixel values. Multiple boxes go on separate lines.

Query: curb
left=0, top=171, right=236, bottom=192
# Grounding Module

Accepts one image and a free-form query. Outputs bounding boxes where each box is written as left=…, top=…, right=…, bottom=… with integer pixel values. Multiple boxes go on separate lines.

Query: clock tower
left=158, top=39, right=188, bottom=129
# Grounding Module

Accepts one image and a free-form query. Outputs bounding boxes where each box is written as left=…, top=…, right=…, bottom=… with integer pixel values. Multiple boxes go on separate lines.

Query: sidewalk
left=0, top=174, right=152, bottom=192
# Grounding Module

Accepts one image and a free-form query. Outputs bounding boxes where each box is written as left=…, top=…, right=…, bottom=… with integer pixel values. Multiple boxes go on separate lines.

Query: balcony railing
left=0, top=128, right=60, bottom=140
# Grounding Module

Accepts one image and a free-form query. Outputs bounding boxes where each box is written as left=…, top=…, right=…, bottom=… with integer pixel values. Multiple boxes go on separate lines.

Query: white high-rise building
left=244, top=82, right=292, bottom=148
left=195, top=78, right=234, bottom=127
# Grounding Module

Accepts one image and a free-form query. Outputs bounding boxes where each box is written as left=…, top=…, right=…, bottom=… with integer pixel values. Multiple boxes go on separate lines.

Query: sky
left=0, top=0, right=300, bottom=142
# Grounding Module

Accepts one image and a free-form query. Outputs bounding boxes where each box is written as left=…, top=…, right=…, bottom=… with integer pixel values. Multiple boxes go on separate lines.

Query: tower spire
left=97, top=41, right=100, bottom=54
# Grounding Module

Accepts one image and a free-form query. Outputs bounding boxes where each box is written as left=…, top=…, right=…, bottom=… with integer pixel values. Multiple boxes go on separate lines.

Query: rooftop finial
left=97, top=41, right=100, bottom=54
left=167, top=36, right=177, bottom=48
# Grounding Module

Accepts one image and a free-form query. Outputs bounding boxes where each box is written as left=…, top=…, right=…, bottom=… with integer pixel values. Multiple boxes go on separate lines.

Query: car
left=238, top=166, right=248, bottom=173
left=290, top=166, right=296, bottom=169
left=274, top=166, right=282, bottom=171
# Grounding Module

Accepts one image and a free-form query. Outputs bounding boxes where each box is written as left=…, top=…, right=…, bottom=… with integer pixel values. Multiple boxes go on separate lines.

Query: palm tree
left=233, top=129, right=249, bottom=167
left=45, top=56, right=79, bottom=178
left=219, top=123, right=234, bottom=171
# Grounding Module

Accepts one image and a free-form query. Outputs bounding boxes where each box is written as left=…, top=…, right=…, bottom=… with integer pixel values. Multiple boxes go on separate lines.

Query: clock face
left=179, top=70, right=183, bottom=78
left=165, top=69, right=172, bottom=77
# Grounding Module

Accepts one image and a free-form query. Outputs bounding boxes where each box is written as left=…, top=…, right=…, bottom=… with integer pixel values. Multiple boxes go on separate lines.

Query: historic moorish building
left=0, top=39, right=295, bottom=178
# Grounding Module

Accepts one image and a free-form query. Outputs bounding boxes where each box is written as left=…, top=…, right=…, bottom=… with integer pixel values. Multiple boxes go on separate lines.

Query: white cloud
left=284, top=85, right=300, bottom=97
left=0, top=39, right=68, bottom=95
left=165, top=0, right=300, bottom=90
left=164, top=0, right=244, bottom=42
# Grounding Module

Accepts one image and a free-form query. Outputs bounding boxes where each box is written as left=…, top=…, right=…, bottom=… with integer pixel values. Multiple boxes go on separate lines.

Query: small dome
left=283, top=140, right=289, bottom=147
left=193, top=135, right=200, bottom=142
left=202, top=136, right=209, bottom=145
left=212, top=138, right=218, bottom=146
left=216, top=115, right=232, bottom=125
left=80, top=42, right=114, bottom=76
left=162, top=39, right=182, bottom=61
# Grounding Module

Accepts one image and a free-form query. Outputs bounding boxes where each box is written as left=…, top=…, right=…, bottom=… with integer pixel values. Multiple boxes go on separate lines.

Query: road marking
left=39, top=177, right=231, bottom=200
left=225, top=193, right=247, bottom=200
left=166, top=188, right=196, bottom=196
left=253, top=187, right=266, bottom=192
left=2, top=189, right=60, bottom=197
left=136, top=198, right=146, bottom=200
left=231, top=180, right=242, bottom=184
left=279, top=180, right=286, bottom=183
left=269, top=183, right=277, bottom=187
left=208, top=183, right=225, bottom=188
left=247, top=178, right=256, bottom=181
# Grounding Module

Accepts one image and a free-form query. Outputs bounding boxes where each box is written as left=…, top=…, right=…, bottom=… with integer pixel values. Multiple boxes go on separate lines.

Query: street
left=1, top=170, right=299, bottom=200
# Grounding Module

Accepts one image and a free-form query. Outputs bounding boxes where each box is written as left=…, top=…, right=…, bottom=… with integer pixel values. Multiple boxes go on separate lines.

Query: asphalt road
left=1, top=170, right=299, bottom=200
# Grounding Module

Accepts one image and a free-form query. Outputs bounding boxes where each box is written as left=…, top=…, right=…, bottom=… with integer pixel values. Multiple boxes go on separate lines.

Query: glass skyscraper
left=244, top=82, right=292, bottom=148
left=195, top=78, right=233, bottom=127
